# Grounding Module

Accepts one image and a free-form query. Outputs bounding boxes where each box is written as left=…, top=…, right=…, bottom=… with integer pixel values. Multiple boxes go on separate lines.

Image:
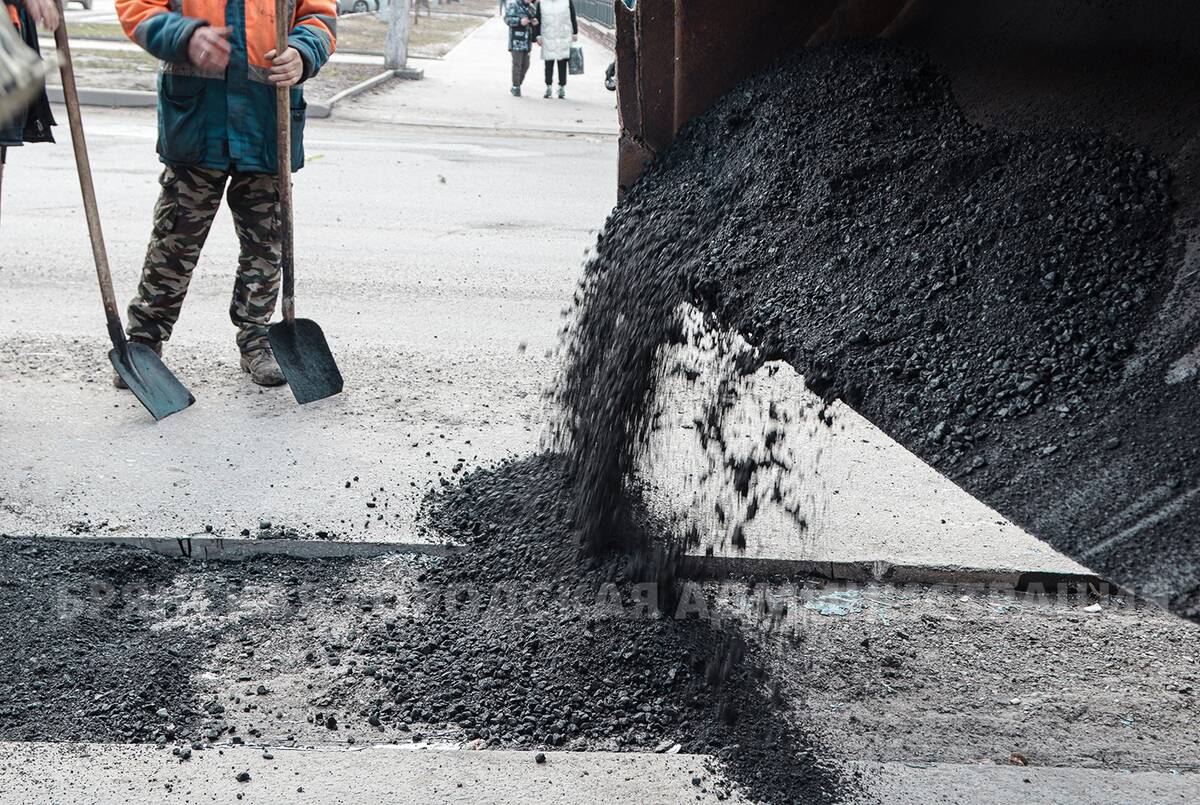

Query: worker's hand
left=23, top=0, right=60, bottom=31
left=188, top=26, right=232, bottom=73
left=572, top=34, right=578, bottom=42
left=264, top=46, right=304, bottom=87
left=536, top=36, right=543, bottom=46
left=520, top=16, right=529, bottom=25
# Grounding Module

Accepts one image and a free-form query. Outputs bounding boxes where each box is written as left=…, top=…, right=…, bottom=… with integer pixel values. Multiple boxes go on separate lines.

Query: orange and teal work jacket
left=116, top=0, right=336, bottom=173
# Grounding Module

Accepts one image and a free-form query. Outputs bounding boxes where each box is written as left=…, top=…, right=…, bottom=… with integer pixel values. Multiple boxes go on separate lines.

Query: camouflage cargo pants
left=126, top=165, right=281, bottom=354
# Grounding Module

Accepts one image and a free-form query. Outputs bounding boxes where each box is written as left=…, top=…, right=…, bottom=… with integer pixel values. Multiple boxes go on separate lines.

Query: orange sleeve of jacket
left=295, top=0, right=336, bottom=49
left=116, top=0, right=213, bottom=62
left=288, top=0, right=337, bottom=80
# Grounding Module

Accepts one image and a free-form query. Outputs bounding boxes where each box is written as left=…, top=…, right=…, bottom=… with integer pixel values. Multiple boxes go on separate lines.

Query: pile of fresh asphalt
left=0, top=537, right=362, bottom=750
left=556, top=40, right=1198, bottom=616
left=352, top=455, right=843, bottom=805
left=0, top=538, right=202, bottom=743
left=352, top=36, right=1188, bottom=800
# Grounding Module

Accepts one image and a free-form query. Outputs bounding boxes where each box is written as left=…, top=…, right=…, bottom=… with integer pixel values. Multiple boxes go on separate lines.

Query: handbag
left=569, top=44, right=585, bottom=75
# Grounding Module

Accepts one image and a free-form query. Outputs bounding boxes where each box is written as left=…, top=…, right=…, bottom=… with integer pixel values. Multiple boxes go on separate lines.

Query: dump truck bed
left=614, top=0, right=1200, bottom=616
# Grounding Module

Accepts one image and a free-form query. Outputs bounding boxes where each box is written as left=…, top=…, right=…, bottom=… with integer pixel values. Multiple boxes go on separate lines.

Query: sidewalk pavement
left=339, top=14, right=619, bottom=135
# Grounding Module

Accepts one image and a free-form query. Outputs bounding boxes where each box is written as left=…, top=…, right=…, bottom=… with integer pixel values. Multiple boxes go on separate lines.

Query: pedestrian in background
left=537, top=0, right=576, bottom=99
left=113, top=0, right=336, bottom=387
left=505, top=0, right=539, bottom=97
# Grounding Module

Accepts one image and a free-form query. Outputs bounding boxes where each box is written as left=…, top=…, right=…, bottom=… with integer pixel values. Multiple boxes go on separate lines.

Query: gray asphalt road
left=0, top=535, right=1195, bottom=801
left=0, top=108, right=615, bottom=541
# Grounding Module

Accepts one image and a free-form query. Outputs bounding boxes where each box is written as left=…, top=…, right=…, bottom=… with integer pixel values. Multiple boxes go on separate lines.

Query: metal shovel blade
left=267, top=318, right=343, bottom=405
left=109, top=341, right=195, bottom=421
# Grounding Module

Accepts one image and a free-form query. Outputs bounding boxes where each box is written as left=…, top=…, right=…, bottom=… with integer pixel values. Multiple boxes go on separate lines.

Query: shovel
left=266, top=0, right=343, bottom=405
left=54, top=17, right=194, bottom=421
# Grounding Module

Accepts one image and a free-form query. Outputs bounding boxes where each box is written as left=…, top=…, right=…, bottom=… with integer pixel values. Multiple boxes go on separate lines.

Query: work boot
left=112, top=339, right=161, bottom=389
left=557, top=86, right=565, bottom=99
left=510, top=85, right=520, bottom=97
left=544, top=84, right=552, bottom=98
left=240, top=348, right=287, bottom=387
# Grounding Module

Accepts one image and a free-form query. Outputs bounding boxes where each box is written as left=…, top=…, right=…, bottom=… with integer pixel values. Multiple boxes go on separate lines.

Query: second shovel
left=266, top=0, right=342, bottom=405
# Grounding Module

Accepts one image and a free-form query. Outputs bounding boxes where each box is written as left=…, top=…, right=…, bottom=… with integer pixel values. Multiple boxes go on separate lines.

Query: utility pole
left=385, top=0, right=413, bottom=72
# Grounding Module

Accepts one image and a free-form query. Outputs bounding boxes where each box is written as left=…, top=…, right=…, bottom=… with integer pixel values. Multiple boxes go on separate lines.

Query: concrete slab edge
left=3, top=532, right=1114, bottom=595
left=1, top=533, right=459, bottom=561
left=682, top=554, right=1115, bottom=594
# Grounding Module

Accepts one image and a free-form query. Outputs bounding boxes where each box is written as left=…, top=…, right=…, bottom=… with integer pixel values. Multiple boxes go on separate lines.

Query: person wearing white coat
left=537, top=0, right=577, bottom=99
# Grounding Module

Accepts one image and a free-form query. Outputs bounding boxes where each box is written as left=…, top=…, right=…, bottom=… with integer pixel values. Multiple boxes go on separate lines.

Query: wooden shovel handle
left=54, top=5, right=127, bottom=352
left=276, top=0, right=295, bottom=324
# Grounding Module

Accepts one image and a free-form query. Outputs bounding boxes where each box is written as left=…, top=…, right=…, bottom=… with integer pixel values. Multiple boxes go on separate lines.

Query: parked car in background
left=337, top=0, right=379, bottom=13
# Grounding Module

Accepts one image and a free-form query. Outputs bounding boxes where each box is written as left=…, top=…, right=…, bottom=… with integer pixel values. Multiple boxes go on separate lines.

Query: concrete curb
left=339, top=49, right=442, bottom=61
left=327, top=117, right=618, bottom=138
left=5, top=533, right=458, bottom=561
left=311, top=68, right=411, bottom=119
left=41, top=35, right=441, bottom=63
left=45, top=68, right=405, bottom=119
left=46, top=85, right=156, bottom=108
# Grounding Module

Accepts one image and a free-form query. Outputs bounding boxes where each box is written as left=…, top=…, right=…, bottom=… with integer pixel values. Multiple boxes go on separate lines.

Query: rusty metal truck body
left=612, top=0, right=1200, bottom=615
